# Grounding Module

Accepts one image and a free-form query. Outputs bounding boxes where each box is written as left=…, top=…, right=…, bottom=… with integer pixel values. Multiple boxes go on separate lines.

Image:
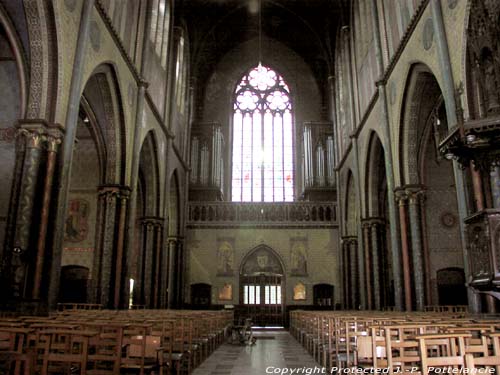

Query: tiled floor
left=192, top=330, right=320, bottom=375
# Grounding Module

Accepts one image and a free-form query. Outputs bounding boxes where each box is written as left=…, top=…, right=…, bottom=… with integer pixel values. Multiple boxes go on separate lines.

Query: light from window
left=232, top=65, right=294, bottom=202
left=244, top=284, right=281, bottom=305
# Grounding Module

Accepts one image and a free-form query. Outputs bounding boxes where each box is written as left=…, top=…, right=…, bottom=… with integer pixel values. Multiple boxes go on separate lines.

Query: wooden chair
left=85, top=322, right=126, bottom=374
left=0, top=327, right=34, bottom=375
left=121, top=324, right=163, bottom=375
left=415, top=333, right=470, bottom=374
left=37, top=329, right=98, bottom=375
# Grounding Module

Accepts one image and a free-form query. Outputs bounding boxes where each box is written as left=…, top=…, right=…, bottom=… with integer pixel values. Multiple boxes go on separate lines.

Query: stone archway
left=364, top=132, right=393, bottom=310
left=62, top=64, right=127, bottom=309
left=239, top=245, right=285, bottom=327
left=131, top=132, right=162, bottom=308
left=397, top=64, right=464, bottom=310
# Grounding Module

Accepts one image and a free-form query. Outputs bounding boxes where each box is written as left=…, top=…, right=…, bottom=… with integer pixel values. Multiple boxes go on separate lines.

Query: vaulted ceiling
left=179, top=0, right=345, bottom=90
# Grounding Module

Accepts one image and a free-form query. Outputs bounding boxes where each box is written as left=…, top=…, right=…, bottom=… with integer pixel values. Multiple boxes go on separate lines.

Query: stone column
left=98, top=186, right=119, bottom=308
left=141, top=218, right=156, bottom=308
left=395, top=188, right=412, bottom=311
left=175, top=239, right=185, bottom=308
left=341, top=238, right=350, bottom=309
left=167, top=237, right=177, bottom=308
left=153, top=218, right=164, bottom=308
left=362, top=221, right=373, bottom=309
left=370, top=219, right=384, bottom=311
left=11, top=129, right=44, bottom=298
left=418, top=190, right=432, bottom=305
left=113, top=187, right=130, bottom=309
left=348, top=237, right=359, bottom=309
left=33, top=135, right=61, bottom=299
left=406, top=186, right=426, bottom=311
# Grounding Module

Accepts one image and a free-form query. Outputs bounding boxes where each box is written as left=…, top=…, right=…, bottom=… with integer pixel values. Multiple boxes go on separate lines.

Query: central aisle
left=192, top=331, right=319, bottom=375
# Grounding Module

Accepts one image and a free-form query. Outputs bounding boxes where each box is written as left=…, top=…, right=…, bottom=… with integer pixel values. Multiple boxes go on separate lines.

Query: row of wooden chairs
left=0, top=309, right=233, bottom=375
left=290, top=310, right=500, bottom=374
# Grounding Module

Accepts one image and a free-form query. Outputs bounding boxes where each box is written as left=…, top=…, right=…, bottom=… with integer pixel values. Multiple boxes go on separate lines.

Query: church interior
left=0, top=0, right=500, bottom=373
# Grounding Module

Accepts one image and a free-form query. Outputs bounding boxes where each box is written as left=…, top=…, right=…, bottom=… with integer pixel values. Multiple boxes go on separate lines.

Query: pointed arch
left=399, top=63, right=443, bottom=185
left=82, top=63, right=126, bottom=185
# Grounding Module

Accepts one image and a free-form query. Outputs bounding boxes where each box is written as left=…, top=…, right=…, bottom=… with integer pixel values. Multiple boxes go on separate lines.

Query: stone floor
left=192, top=330, right=321, bottom=375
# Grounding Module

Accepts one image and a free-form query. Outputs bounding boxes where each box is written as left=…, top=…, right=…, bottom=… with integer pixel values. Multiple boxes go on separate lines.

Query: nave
left=192, top=331, right=317, bottom=375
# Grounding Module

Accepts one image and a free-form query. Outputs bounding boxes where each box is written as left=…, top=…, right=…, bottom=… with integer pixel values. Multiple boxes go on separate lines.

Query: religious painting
left=293, top=282, right=306, bottom=301
left=241, top=247, right=283, bottom=275
left=64, top=199, right=90, bottom=243
left=290, top=238, right=308, bottom=276
left=217, top=238, right=235, bottom=276
left=218, top=283, right=232, bottom=301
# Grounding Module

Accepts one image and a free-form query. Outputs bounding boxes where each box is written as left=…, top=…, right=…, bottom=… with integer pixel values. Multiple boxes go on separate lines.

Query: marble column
left=349, top=238, right=359, bottom=309
left=33, top=135, right=61, bottom=299
left=341, top=238, right=350, bottom=309
left=418, top=190, right=432, bottom=305
left=167, top=237, right=177, bottom=308
left=11, top=129, right=44, bottom=298
left=113, top=187, right=130, bottom=309
left=175, top=239, right=185, bottom=308
left=407, top=186, right=426, bottom=311
left=141, top=218, right=156, bottom=308
left=362, top=221, right=373, bottom=309
left=370, top=219, right=383, bottom=311
left=153, top=219, right=164, bottom=308
left=395, top=188, right=412, bottom=311
left=98, top=186, right=119, bottom=308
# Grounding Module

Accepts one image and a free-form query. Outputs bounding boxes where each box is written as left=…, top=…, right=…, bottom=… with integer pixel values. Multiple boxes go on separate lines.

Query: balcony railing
left=187, top=201, right=337, bottom=228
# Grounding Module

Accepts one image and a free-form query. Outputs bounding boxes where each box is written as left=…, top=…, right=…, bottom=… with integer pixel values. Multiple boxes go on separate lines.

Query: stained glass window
left=232, top=65, right=294, bottom=202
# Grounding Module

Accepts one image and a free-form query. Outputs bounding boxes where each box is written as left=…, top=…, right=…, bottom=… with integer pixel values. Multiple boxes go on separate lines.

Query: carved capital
left=405, top=185, right=425, bottom=204
left=46, top=136, right=62, bottom=153
left=394, top=188, right=408, bottom=205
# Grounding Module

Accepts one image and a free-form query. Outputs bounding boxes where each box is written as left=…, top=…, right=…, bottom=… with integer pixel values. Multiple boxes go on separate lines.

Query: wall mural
left=293, top=282, right=306, bottom=300
left=64, top=199, right=90, bottom=243
left=218, top=283, right=232, bottom=301
left=241, top=247, right=283, bottom=275
left=290, top=238, right=308, bottom=276
left=217, top=238, right=235, bottom=276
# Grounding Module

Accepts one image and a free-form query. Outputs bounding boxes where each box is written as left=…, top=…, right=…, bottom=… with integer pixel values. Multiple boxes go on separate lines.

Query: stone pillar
left=33, top=135, right=61, bottom=300
left=370, top=219, right=384, bottom=311
left=167, top=237, right=177, bottom=308
left=113, top=187, right=130, bottom=309
left=341, top=237, right=350, bottom=309
left=406, top=186, right=426, bottom=311
left=362, top=221, right=373, bottom=309
left=153, top=218, right=164, bottom=308
left=175, top=239, right=185, bottom=308
left=348, top=238, right=359, bottom=309
left=395, top=188, right=413, bottom=311
left=419, top=190, right=432, bottom=305
left=141, top=218, right=156, bottom=308
left=11, top=129, right=44, bottom=298
left=98, top=186, right=119, bottom=308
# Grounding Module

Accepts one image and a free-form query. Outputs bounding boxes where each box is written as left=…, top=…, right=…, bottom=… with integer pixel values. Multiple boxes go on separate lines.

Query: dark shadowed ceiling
left=179, top=0, right=345, bottom=89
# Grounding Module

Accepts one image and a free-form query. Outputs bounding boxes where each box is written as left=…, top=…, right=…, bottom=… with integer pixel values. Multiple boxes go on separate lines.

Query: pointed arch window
left=231, top=65, right=294, bottom=202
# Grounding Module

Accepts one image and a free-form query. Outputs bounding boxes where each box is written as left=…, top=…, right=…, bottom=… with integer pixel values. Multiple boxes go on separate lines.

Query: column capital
left=394, top=187, right=408, bottom=204
left=46, top=136, right=62, bottom=152
left=362, top=217, right=386, bottom=227
left=98, top=184, right=131, bottom=199
left=404, top=184, right=426, bottom=203
left=341, top=235, right=357, bottom=245
left=140, top=216, right=164, bottom=227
